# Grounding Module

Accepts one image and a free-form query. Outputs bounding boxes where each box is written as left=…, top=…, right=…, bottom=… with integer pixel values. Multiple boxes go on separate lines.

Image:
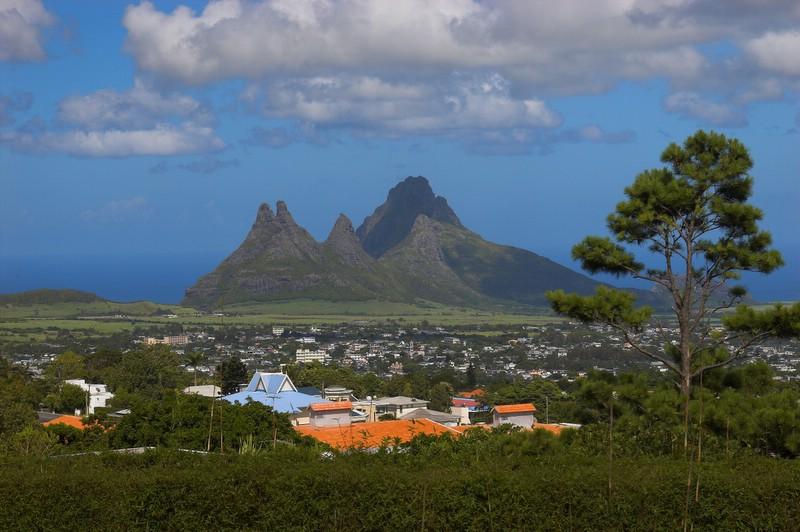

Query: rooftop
left=493, top=403, right=537, bottom=414
left=296, top=418, right=458, bottom=449
left=310, top=401, right=353, bottom=412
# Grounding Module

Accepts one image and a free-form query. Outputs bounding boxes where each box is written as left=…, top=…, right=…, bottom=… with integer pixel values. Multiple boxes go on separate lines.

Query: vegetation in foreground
left=1, top=440, right=799, bottom=531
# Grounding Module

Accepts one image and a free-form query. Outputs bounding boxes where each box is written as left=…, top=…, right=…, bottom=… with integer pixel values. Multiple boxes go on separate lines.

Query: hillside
left=183, top=176, right=646, bottom=310
left=0, top=289, right=105, bottom=306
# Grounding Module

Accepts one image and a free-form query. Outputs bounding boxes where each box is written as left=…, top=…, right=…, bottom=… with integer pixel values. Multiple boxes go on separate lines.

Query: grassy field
left=0, top=298, right=564, bottom=348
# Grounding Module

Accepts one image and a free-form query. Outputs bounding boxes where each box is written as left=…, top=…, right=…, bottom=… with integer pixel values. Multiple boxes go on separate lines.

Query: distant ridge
left=183, top=176, right=656, bottom=310
left=0, top=289, right=105, bottom=305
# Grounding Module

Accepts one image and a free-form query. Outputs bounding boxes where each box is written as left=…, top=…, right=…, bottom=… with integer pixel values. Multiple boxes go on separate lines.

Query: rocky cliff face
left=323, top=214, right=375, bottom=269
left=183, top=176, right=626, bottom=310
left=357, top=176, right=462, bottom=258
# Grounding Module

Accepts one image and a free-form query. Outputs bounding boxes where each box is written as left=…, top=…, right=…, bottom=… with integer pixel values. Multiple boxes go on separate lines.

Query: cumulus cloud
left=118, top=0, right=800, bottom=137
left=1, top=83, right=224, bottom=157
left=0, top=0, right=55, bottom=61
left=58, top=80, right=211, bottom=129
left=80, top=196, right=154, bottom=223
left=664, top=92, right=747, bottom=127
left=745, top=31, right=800, bottom=77
left=2, top=123, right=223, bottom=157
left=261, top=74, right=560, bottom=134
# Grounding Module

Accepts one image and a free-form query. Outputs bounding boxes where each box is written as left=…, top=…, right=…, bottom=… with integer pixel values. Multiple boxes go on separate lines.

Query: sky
left=1, top=0, right=798, bottom=302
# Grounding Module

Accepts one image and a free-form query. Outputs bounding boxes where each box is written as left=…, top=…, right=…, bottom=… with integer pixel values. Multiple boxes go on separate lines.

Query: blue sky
left=1, top=0, right=798, bottom=302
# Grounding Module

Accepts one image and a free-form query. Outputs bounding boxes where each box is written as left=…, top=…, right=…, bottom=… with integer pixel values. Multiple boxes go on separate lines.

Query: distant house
left=399, top=408, right=461, bottom=427
left=64, top=379, right=114, bottom=415
left=308, top=401, right=353, bottom=428
left=221, top=372, right=331, bottom=421
left=492, top=403, right=537, bottom=429
left=42, top=414, right=88, bottom=430
left=451, top=396, right=490, bottom=425
left=353, top=396, right=428, bottom=421
left=295, top=349, right=328, bottom=364
left=183, top=385, right=222, bottom=398
left=322, top=385, right=353, bottom=402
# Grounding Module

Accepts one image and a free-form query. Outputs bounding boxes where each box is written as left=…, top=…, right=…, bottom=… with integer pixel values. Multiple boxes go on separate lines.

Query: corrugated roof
left=222, top=390, right=330, bottom=413
left=310, top=401, right=352, bottom=412
left=493, top=403, right=536, bottom=414
left=296, top=419, right=459, bottom=449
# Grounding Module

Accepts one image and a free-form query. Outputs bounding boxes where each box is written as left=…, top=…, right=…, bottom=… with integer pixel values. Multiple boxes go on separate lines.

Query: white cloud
left=1, top=82, right=224, bottom=157
left=260, top=74, right=560, bottom=135
left=119, top=0, right=800, bottom=135
left=0, top=0, right=54, bottom=61
left=81, top=197, right=154, bottom=223
left=663, top=91, right=746, bottom=127
left=3, top=123, right=223, bottom=157
left=58, top=81, right=209, bottom=129
left=746, top=31, right=800, bottom=77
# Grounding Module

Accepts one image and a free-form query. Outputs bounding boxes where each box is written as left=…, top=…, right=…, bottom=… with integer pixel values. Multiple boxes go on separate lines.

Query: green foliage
left=547, top=286, right=652, bottom=329
left=0, top=358, right=41, bottom=438
left=428, top=382, right=454, bottom=412
left=109, top=392, right=297, bottom=452
left=46, top=383, right=86, bottom=414
left=45, top=351, right=85, bottom=382
left=547, top=130, right=789, bottom=399
left=216, top=357, right=248, bottom=395
left=1, top=447, right=799, bottom=530
left=105, top=345, right=185, bottom=399
left=723, top=302, right=800, bottom=337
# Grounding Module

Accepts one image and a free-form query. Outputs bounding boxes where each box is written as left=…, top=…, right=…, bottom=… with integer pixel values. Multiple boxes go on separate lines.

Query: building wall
left=310, top=410, right=351, bottom=428
left=492, top=412, right=535, bottom=429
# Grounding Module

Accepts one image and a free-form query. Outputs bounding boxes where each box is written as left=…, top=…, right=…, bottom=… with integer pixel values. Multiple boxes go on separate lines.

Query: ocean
left=0, top=253, right=225, bottom=304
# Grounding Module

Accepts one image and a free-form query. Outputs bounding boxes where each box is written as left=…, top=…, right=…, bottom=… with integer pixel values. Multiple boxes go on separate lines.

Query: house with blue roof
left=221, top=372, right=332, bottom=422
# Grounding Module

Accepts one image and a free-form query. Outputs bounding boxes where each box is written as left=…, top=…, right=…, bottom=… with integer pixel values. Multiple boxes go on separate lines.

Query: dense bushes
left=1, top=447, right=798, bottom=530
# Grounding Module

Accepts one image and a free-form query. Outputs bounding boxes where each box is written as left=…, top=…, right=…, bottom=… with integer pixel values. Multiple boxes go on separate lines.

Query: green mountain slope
left=183, top=176, right=659, bottom=310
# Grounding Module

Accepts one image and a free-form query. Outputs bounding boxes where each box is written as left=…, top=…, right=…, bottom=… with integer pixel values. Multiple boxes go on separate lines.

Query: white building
left=295, top=349, right=328, bottom=364
left=272, top=326, right=285, bottom=336
left=64, top=379, right=114, bottom=415
left=308, top=401, right=353, bottom=428
left=182, top=385, right=222, bottom=397
left=492, top=403, right=537, bottom=429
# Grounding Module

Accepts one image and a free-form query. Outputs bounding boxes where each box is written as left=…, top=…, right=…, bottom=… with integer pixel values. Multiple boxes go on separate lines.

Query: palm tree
left=186, top=352, right=204, bottom=387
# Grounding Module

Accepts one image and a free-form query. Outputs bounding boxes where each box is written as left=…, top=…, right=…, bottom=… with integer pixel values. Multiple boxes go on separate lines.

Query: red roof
left=42, top=415, right=87, bottom=430
left=493, top=403, right=536, bottom=414
left=296, top=419, right=459, bottom=449
left=452, top=398, right=479, bottom=408
left=309, top=401, right=352, bottom=412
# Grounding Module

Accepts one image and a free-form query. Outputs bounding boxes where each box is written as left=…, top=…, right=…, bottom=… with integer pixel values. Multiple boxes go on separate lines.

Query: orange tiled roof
left=296, top=419, right=459, bottom=449
left=493, top=403, right=536, bottom=414
left=42, top=415, right=87, bottom=430
left=459, top=389, right=485, bottom=398
left=309, top=401, right=352, bottom=412
left=533, top=423, right=564, bottom=435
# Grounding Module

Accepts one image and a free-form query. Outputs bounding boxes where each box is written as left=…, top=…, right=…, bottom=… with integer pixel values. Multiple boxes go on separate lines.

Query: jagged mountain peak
left=324, top=213, right=374, bottom=268
left=356, top=176, right=462, bottom=258
left=255, top=202, right=274, bottom=224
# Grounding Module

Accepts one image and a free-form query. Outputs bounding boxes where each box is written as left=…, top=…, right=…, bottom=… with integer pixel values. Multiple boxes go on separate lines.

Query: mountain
left=357, top=176, right=462, bottom=257
left=361, top=177, right=602, bottom=307
left=182, top=203, right=409, bottom=309
left=183, top=176, right=646, bottom=310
